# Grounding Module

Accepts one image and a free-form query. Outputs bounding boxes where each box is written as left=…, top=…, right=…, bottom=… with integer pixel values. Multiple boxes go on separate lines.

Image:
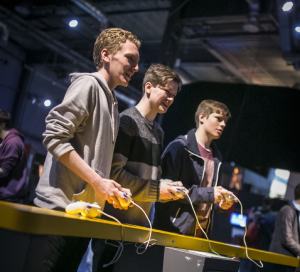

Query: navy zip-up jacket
left=153, top=128, right=223, bottom=236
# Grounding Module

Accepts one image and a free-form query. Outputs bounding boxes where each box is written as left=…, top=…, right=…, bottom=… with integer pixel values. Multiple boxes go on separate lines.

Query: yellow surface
left=0, top=201, right=299, bottom=267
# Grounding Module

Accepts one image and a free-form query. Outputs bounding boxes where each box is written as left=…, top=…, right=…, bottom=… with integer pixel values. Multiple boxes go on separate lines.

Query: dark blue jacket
left=154, top=128, right=223, bottom=236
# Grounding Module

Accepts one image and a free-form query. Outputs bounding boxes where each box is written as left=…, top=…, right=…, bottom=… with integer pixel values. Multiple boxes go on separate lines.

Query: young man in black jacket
left=154, top=100, right=236, bottom=237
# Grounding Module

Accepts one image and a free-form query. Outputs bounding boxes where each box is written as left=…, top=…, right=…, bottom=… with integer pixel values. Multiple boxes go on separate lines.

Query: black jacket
left=269, top=202, right=300, bottom=258
left=153, top=128, right=223, bottom=236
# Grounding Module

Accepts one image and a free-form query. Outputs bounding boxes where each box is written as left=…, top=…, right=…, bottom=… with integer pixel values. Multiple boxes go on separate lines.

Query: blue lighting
left=282, top=2, right=293, bottom=12
left=69, top=20, right=78, bottom=28
left=44, top=100, right=51, bottom=107
left=230, top=213, right=247, bottom=227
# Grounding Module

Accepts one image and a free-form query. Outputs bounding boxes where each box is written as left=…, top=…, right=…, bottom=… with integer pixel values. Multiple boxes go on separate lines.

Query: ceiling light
left=243, top=2, right=260, bottom=33
left=295, top=26, right=300, bottom=33
left=44, top=100, right=51, bottom=107
left=69, top=20, right=78, bottom=28
left=282, top=2, right=293, bottom=12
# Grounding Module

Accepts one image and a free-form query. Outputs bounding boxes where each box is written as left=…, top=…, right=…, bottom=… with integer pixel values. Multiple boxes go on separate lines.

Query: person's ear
left=0, top=122, right=5, bottom=129
left=199, top=113, right=206, bottom=125
left=145, top=82, right=152, bottom=95
left=101, top=49, right=110, bottom=64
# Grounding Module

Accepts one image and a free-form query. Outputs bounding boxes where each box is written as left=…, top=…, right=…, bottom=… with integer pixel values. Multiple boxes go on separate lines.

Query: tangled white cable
left=100, top=210, right=126, bottom=267
left=185, top=192, right=263, bottom=268
left=131, top=201, right=157, bottom=254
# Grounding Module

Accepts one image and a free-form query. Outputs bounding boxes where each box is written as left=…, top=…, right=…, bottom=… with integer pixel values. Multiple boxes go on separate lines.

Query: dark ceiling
left=1, top=0, right=300, bottom=105
left=1, top=0, right=300, bottom=175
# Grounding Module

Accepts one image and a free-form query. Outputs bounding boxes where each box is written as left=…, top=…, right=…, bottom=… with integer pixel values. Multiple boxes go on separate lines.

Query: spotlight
left=282, top=2, right=293, bottom=12
left=296, top=26, right=300, bottom=33
left=69, top=20, right=78, bottom=28
left=44, top=100, right=51, bottom=107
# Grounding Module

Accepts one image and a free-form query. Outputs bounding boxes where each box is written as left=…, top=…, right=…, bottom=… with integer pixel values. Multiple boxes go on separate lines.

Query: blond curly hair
left=93, top=28, right=141, bottom=70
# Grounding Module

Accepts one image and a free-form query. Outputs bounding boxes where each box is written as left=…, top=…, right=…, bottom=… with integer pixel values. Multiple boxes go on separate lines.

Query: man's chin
left=213, top=134, right=221, bottom=140
left=119, top=81, right=129, bottom=87
left=158, top=108, right=168, bottom=114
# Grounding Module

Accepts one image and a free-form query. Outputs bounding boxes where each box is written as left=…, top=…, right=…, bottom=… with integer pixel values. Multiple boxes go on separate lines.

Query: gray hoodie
left=34, top=72, right=119, bottom=211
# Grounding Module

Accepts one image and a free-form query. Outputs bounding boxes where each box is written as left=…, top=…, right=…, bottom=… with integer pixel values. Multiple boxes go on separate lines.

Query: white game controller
left=118, top=193, right=132, bottom=208
left=65, top=201, right=101, bottom=218
left=172, top=186, right=187, bottom=197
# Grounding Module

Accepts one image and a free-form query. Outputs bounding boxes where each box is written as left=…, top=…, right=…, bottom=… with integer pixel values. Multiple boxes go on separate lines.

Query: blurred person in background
left=268, top=183, right=300, bottom=272
left=0, top=109, right=27, bottom=203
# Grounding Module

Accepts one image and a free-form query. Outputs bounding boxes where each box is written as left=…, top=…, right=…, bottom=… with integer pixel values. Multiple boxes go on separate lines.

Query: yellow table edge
left=0, top=201, right=298, bottom=267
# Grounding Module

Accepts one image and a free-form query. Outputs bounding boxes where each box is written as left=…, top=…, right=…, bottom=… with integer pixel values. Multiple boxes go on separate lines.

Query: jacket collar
left=186, top=128, right=222, bottom=161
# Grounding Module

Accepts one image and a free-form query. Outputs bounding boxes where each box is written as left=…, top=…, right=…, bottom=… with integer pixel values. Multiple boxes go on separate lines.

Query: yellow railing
left=0, top=201, right=298, bottom=267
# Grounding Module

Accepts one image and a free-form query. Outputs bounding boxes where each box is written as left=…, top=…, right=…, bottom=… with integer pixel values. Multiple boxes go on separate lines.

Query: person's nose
left=167, top=95, right=175, bottom=104
left=133, top=63, right=139, bottom=73
left=220, top=120, right=226, bottom=127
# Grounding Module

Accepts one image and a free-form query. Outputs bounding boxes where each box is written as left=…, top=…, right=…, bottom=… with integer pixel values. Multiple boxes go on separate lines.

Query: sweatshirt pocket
left=72, top=168, right=105, bottom=201
left=72, top=183, right=95, bottom=202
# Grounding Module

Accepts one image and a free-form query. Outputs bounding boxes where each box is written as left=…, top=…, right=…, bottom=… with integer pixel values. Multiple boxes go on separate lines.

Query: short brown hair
left=93, top=28, right=141, bottom=70
left=142, top=64, right=182, bottom=93
left=195, top=100, right=231, bottom=128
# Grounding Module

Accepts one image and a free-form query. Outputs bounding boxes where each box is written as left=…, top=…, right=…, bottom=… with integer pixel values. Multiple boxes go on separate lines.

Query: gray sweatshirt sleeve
left=43, top=77, right=96, bottom=160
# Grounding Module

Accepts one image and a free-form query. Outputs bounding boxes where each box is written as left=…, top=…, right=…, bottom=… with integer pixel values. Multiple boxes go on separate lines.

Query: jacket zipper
left=201, top=161, right=222, bottom=235
left=185, top=148, right=222, bottom=236
left=185, top=148, right=206, bottom=185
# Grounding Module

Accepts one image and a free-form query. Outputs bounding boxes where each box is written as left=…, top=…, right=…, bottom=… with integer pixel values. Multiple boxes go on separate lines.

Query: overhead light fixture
left=69, top=20, right=78, bottom=28
left=282, top=1, right=293, bottom=12
left=295, top=26, right=300, bottom=33
left=243, top=17, right=259, bottom=33
left=44, top=100, right=51, bottom=107
left=243, top=1, right=260, bottom=33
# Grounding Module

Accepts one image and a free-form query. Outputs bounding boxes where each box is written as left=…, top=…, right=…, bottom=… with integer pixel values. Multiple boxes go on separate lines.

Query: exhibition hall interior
left=1, top=0, right=300, bottom=271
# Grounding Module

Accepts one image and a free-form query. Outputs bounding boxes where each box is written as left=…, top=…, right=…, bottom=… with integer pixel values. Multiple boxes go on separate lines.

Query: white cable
left=235, top=196, right=263, bottom=268
left=94, top=200, right=156, bottom=267
left=186, top=192, right=263, bottom=268
left=97, top=210, right=126, bottom=267
left=186, top=194, right=221, bottom=256
left=131, top=201, right=157, bottom=254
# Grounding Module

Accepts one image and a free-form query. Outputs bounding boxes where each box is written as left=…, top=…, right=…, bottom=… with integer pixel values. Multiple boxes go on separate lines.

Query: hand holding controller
left=66, top=201, right=101, bottom=218
left=172, top=186, right=187, bottom=198
left=117, top=193, right=133, bottom=208
left=222, top=194, right=236, bottom=203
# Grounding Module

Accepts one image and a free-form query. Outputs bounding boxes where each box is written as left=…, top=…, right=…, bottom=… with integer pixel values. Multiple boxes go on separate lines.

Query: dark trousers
left=92, top=239, right=119, bottom=272
left=42, top=235, right=91, bottom=272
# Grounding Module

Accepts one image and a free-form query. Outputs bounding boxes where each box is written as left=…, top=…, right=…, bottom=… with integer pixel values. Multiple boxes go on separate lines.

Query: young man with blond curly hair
left=34, top=28, right=141, bottom=272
